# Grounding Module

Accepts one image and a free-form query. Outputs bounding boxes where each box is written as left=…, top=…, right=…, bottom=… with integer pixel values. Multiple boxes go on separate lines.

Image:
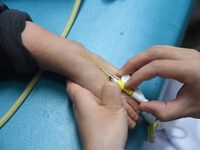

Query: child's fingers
left=123, top=101, right=139, bottom=122
left=128, top=116, right=136, bottom=129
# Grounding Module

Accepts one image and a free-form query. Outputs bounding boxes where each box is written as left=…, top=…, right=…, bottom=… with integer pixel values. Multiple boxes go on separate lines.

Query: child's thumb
left=101, top=82, right=123, bottom=107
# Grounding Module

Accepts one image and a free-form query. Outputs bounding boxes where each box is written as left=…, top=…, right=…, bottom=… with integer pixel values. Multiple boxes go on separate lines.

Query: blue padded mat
left=0, top=0, right=194, bottom=149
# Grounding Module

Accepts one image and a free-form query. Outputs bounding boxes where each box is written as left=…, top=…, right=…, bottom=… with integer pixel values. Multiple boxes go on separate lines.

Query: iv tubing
left=0, top=0, right=81, bottom=128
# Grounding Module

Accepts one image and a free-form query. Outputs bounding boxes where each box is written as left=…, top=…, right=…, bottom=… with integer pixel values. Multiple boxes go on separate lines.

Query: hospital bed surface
left=0, top=0, right=194, bottom=149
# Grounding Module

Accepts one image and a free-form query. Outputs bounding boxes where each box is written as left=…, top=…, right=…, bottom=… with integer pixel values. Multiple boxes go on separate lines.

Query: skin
left=118, top=45, right=200, bottom=121
left=21, top=21, right=139, bottom=128
left=66, top=81, right=127, bottom=150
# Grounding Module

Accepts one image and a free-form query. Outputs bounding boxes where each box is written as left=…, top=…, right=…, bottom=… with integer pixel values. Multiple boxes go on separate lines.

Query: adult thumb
left=139, top=99, right=185, bottom=121
left=101, top=82, right=123, bottom=107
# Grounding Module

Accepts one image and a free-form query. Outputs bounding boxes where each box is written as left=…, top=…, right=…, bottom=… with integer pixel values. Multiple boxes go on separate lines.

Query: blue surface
left=0, top=0, right=194, bottom=149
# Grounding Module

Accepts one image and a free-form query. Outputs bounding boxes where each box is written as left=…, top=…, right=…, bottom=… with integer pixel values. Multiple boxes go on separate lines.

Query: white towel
left=142, top=79, right=200, bottom=150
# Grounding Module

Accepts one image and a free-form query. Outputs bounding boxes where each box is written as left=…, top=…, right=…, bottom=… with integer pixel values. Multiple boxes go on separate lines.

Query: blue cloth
left=0, top=0, right=194, bottom=149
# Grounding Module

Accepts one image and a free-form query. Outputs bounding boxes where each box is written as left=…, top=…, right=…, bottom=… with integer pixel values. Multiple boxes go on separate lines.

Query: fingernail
left=131, top=122, right=136, bottom=128
left=134, top=114, right=139, bottom=122
left=136, top=110, right=141, bottom=114
left=124, top=82, right=131, bottom=89
left=137, top=116, right=143, bottom=123
left=116, top=70, right=123, bottom=77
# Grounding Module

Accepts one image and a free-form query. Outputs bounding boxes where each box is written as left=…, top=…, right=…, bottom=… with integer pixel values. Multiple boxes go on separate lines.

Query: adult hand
left=66, top=81, right=128, bottom=150
left=118, top=46, right=200, bottom=121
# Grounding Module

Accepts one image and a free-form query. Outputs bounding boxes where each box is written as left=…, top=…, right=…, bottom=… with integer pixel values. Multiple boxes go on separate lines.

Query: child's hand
left=67, top=46, right=139, bottom=128
left=21, top=21, right=139, bottom=128
left=118, top=46, right=200, bottom=121
left=66, top=81, right=128, bottom=150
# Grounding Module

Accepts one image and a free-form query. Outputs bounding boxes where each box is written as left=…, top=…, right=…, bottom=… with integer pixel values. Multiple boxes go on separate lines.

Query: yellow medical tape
left=148, top=123, right=155, bottom=143
left=116, top=80, right=134, bottom=96
left=0, top=0, right=81, bottom=128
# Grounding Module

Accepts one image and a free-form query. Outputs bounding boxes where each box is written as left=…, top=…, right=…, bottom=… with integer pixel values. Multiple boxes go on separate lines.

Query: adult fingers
left=125, top=60, right=191, bottom=88
left=117, top=46, right=192, bottom=76
left=139, top=99, right=189, bottom=121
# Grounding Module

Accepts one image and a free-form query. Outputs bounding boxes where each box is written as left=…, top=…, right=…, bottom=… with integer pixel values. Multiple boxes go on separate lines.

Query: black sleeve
left=0, top=2, right=38, bottom=75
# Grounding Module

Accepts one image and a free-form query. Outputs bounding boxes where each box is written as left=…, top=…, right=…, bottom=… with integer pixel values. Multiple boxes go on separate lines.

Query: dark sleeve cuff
left=0, top=9, right=39, bottom=74
left=0, top=2, right=8, bottom=12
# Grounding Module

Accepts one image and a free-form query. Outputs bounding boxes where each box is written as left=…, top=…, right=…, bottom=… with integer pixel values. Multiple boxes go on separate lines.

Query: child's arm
left=0, top=3, right=139, bottom=128
left=22, top=21, right=114, bottom=98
